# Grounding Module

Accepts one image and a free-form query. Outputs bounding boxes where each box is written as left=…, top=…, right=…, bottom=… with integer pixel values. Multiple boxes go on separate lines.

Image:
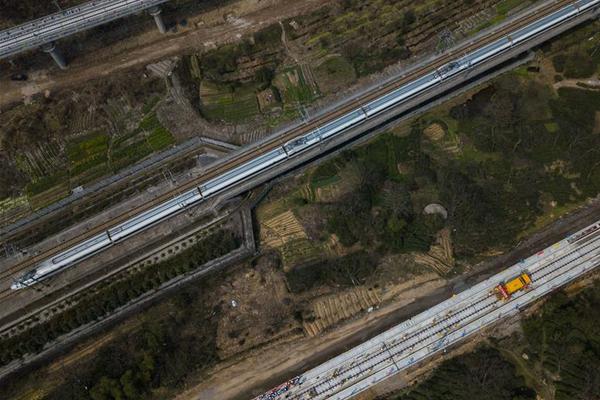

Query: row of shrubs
left=0, top=229, right=240, bottom=367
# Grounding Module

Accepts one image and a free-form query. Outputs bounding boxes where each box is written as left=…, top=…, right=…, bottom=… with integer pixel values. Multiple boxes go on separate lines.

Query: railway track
left=0, top=0, right=574, bottom=285
left=285, top=232, right=600, bottom=400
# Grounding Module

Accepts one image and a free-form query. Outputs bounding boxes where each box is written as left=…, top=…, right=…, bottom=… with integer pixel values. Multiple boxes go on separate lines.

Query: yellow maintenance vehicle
left=494, top=272, right=532, bottom=300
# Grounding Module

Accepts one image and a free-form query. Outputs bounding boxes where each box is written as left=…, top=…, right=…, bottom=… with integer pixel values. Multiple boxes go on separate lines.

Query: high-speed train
left=11, top=0, right=600, bottom=290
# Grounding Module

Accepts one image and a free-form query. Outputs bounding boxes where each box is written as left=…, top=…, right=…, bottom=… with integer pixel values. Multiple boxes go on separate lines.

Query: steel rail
left=1, top=0, right=575, bottom=287
left=292, top=236, right=600, bottom=399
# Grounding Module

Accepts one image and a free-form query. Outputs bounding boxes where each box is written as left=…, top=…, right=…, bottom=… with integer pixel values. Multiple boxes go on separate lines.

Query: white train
left=11, top=0, right=600, bottom=290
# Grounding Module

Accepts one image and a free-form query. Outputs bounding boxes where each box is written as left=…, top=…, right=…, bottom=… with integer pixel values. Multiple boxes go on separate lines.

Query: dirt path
left=553, top=75, right=600, bottom=89
left=175, top=286, right=452, bottom=400
left=176, top=197, right=600, bottom=400
left=0, top=0, right=326, bottom=109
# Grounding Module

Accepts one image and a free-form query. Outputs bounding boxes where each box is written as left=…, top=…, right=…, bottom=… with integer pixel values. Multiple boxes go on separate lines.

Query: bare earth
left=0, top=0, right=325, bottom=109
left=175, top=282, right=451, bottom=400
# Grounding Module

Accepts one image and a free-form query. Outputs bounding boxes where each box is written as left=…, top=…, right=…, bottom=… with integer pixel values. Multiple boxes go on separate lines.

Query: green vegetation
left=286, top=251, right=378, bottom=293
left=496, top=0, right=526, bottom=18
left=198, top=81, right=261, bottom=123
left=284, top=71, right=600, bottom=279
left=319, top=133, right=442, bottom=253
left=0, top=69, right=165, bottom=206
left=313, top=56, right=357, bottom=93
left=274, top=66, right=317, bottom=105
left=185, top=24, right=287, bottom=123
left=548, top=20, right=600, bottom=79
left=521, top=282, right=600, bottom=399
left=18, top=112, right=175, bottom=197
left=0, top=230, right=240, bottom=368
left=67, top=132, right=110, bottom=179
left=24, top=171, right=69, bottom=198
left=394, top=347, right=535, bottom=400
left=321, top=3, right=415, bottom=76
left=41, top=280, right=221, bottom=400
left=111, top=112, right=175, bottom=171
left=445, top=76, right=600, bottom=254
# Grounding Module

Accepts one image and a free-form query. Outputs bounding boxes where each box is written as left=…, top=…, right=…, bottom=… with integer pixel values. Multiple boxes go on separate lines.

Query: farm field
left=0, top=71, right=173, bottom=222
left=180, top=0, right=529, bottom=144
left=19, top=111, right=175, bottom=211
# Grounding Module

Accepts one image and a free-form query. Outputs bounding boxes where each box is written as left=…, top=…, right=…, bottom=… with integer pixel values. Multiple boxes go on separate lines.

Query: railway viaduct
left=0, top=0, right=172, bottom=70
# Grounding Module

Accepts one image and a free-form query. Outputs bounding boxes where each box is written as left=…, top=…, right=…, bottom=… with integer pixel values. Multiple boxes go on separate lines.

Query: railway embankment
left=0, top=202, right=256, bottom=383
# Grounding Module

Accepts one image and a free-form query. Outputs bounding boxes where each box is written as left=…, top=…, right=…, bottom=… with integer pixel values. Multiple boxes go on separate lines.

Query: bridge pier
left=41, top=42, right=67, bottom=70
left=148, top=6, right=167, bottom=34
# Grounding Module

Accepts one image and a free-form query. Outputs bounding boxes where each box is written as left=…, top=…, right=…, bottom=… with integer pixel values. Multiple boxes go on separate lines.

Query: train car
left=200, top=147, right=287, bottom=197
left=108, top=187, right=202, bottom=242
left=319, top=108, right=367, bottom=140
left=567, top=221, right=600, bottom=244
left=283, top=129, right=321, bottom=156
left=435, top=61, right=465, bottom=80
left=284, top=108, right=367, bottom=158
left=363, top=73, right=440, bottom=117
left=494, top=272, right=532, bottom=300
left=467, top=37, right=512, bottom=66
left=11, top=232, right=112, bottom=290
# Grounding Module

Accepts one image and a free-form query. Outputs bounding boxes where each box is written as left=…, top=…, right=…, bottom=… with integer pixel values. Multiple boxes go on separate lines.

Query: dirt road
left=0, top=0, right=325, bottom=109
left=176, top=197, right=600, bottom=400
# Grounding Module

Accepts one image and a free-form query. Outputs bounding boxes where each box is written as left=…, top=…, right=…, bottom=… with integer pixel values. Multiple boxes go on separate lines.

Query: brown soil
left=215, top=257, right=301, bottom=360
left=423, top=123, right=446, bottom=141
left=303, top=287, right=381, bottom=337
left=0, top=0, right=327, bottom=109
left=174, top=282, right=452, bottom=400
left=413, top=228, right=455, bottom=275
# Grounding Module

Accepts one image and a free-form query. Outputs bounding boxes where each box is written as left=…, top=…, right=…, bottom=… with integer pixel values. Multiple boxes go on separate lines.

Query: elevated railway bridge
left=0, top=0, right=171, bottom=69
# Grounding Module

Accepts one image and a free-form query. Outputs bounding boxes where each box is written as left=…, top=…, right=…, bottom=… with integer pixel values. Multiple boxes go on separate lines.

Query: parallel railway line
left=0, top=0, right=576, bottom=286
left=265, top=228, right=600, bottom=400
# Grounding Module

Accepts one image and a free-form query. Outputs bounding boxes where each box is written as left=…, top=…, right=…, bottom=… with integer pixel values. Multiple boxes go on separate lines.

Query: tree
left=90, top=377, right=124, bottom=400
left=120, top=370, right=142, bottom=400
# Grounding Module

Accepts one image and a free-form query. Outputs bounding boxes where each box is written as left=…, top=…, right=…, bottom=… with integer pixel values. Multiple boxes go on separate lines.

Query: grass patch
left=273, top=67, right=318, bottom=105
left=496, top=0, right=525, bottom=16
left=25, top=172, right=69, bottom=197
left=314, top=56, right=357, bottom=93
left=67, top=132, right=110, bottom=177
left=310, top=174, right=341, bottom=190
left=285, top=251, right=377, bottom=293
left=544, top=122, right=559, bottom=133
left=111, top=113, right=175, bottom=169
left=199, top=81, right=260, bottom=123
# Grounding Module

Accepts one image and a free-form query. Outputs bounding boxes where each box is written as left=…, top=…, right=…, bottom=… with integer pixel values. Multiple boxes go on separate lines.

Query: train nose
left=10, top=281, right=22, bottom=290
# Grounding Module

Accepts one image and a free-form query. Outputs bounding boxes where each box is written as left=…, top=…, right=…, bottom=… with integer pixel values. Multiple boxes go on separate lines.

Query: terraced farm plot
left=109, top=112, right=175, bottom=170
left=413, top=228, right=455, bottom=275
left=8, top=111, right=176, bottom=211
left=259, top=209, right=326, bottom=271
left=273, top=66, right=318, bottom=105
left=423, top=121, right=461, bottom=156
left=199, top=80, right=260, bottom=123
left=279, top=238, right=325, bottom=271
left=67, top=132, right=110, bottom=185
left=303, top=287, right=381, bottom=337
left=260, top=210, right=308, bottom=248
left=255, top=191, right=307, bottom=221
